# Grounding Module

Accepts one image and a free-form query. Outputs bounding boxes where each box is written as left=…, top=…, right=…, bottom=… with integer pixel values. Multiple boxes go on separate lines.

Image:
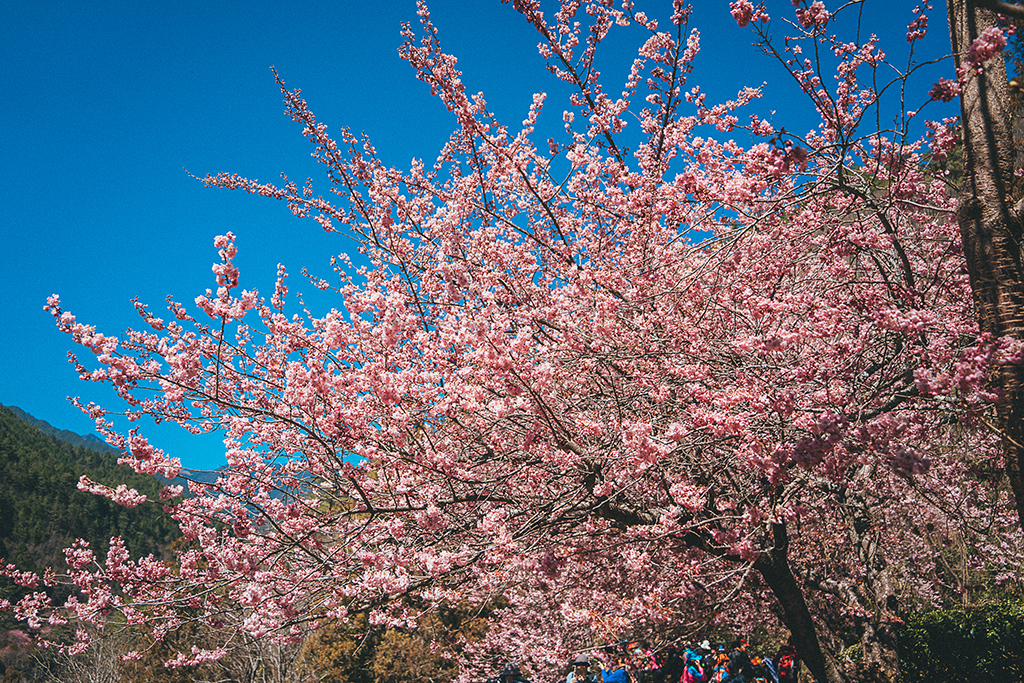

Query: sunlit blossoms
left=3, top=3, right=1022, bottom=683
left=730, top=0, right=754, bottom=26
left=795, top=1, right=829, bottom=29
left=967, top=26, right=1006, bottom=66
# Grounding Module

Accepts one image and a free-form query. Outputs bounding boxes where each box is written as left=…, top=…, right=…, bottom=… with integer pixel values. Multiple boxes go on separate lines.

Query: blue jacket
left=603, top=668, right=629, bottom=683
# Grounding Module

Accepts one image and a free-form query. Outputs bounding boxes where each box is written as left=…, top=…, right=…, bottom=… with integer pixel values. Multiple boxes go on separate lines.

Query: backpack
left=749, top=655, right=769, bottom=683
left=685, top=653, right=703, bottom=681
left=776, top=650, right=796, bottom=681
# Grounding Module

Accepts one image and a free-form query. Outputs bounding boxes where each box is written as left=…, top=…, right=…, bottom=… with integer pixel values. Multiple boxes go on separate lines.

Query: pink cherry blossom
left=796, top=1, right=829, bottom=28
left=967, top=26, right=1006, bottom=66
left=730, top=0, right=754, bottom=27
left=929, top=77, right=961, bottom=102
left=4, top=4, right=1021, bottom=683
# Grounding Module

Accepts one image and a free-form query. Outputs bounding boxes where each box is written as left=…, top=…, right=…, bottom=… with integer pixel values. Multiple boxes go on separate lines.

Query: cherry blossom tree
left=3, top=2, right=1022, bottom=683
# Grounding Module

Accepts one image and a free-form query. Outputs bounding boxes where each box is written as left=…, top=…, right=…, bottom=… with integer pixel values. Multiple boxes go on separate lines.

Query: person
left=708, top=646, right=731, bottom=683
left=748, top=654, right=771, bottom=683
left=726, top=639, right=754, bottom=683
left=632, top=641, right=657, bottom=683
left=568, top=654, right=599, bottom=683
left=681, top=644, right=705, bottom=683
left=602, top=656, right=634, bottom=683
left=656, top=644, right=683, bottom=683
left=774, top=643, right=799, bottom=683
left=487, top=662, right=531, bottom=683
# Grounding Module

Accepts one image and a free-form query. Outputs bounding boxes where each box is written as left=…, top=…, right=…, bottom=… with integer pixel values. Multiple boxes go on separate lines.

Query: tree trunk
left=756, top=522, right=846, bottom=683
left=947, top=0, right=1024, bottom=528
left=837, top=479, right=900, bottom=682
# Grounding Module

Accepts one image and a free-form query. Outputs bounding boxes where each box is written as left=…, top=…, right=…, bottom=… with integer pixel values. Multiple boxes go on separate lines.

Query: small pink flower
left=787, top=145, right=808, bottom=170
left=159, top=485, right=184, bottom=501
left=929, top=78, right=961, bottom=102
left=967, top=27, right=1006, bottom=66
left=796, top=1, right=829, bottom=28
left=730, top=0, right=754, bottom=27
left=907, top=14, right=928, bottom=42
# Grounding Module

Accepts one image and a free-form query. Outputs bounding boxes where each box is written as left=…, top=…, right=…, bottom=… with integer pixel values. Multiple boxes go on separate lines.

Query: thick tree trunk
left=601, top=502, right=850, bottom=682
left=837, top=478, right=900, bottom=682
left=948, top=0, right=1024, bottom=528
left=756, top=522, right=846, bottom=683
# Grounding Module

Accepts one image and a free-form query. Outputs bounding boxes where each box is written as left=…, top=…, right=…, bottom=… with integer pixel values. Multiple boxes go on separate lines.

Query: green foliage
left=301, top=612, right=378, bottom=683
left=0, top=405, right=181, bottom=681
left=299, top=601, right=492, bottom=683
left=897, top=600, right=1024, bottom=683
left=370, top=628, right=457, bottom=683
left=0, top=405, right=179, bottom=573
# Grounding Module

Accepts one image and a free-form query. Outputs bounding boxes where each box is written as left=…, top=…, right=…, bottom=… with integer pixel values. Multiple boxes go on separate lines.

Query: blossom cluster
left=5, top=3, right=1021, bottom=680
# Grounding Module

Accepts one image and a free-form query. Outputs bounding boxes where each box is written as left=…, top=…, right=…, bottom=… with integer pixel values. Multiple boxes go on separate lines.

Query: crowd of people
left=488, top=639, right=801, bottom=683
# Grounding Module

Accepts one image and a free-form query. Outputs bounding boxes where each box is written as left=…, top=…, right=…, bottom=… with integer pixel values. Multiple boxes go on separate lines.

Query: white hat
left=699, top=640, right=711, bottom=650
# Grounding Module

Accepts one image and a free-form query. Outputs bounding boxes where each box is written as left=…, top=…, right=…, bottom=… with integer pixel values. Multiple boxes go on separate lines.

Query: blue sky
left=1, top=1, right=956, bottom=470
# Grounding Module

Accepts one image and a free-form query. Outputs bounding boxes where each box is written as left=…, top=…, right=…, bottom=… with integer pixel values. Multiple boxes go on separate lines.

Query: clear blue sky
left=0, top=1, right=955, bottom=470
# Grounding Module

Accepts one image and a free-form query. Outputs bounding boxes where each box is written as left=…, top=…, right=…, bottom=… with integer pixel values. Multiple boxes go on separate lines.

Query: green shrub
left=897, top=600, right=1024, bottom=683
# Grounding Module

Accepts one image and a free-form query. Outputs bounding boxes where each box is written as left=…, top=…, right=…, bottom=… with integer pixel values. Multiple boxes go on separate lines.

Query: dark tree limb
left=976, top=0, right=1024, bottom=20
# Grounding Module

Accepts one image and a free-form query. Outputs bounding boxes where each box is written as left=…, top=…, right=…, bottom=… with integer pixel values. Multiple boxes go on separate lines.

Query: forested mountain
left=3, top=406, right=121, bottom=458
left=0, top=404, right=179, bottom=575
left=0, top=405, right=181, bottom=681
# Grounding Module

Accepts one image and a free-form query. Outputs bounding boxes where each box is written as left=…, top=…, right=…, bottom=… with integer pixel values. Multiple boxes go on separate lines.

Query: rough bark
left=948, top=0, right=1024, bottom=528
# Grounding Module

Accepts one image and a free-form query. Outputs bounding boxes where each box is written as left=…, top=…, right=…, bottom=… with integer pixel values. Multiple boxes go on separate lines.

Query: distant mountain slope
left=3, top=405, right=120, bottom=456
left=0, top=405, right=180, bottom=575
left=1, top=403, right=225, bottom=487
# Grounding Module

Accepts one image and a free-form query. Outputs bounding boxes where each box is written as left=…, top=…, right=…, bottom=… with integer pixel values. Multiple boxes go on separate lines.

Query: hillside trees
left=0, top=406, right=179, bottom=570
left=0, top=407, right=181, bottom=682
left=2, top=2, right=1022, bottom=683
